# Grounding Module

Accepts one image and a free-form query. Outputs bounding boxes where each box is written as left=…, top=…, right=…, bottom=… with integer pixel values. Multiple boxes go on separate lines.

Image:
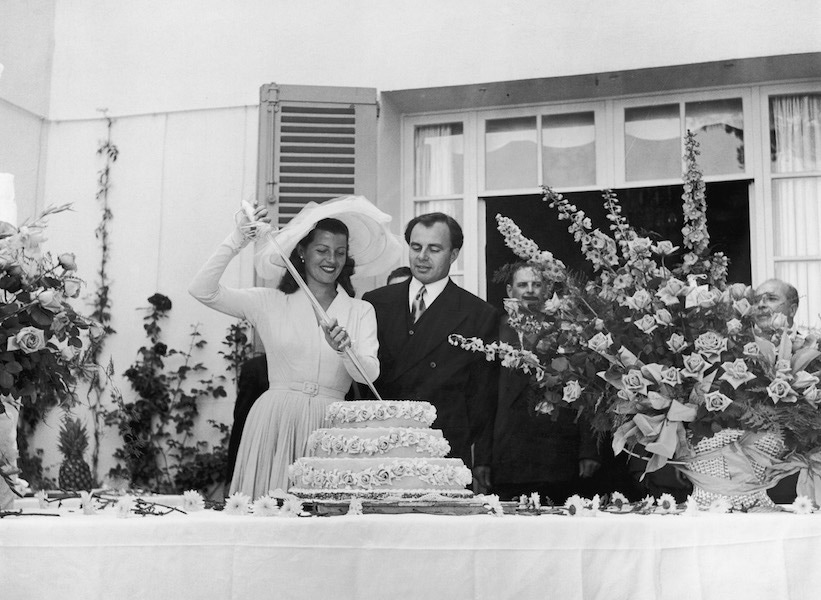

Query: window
left=624, top=104, right=681, bottom=181
left=768, top=92, right=821, bottom=326
left=412, top=121, right=467, bottom=286
left=542, top=111, right=596, bottom=188
left=414, top=123, right=464, bottom=196
left=481, top=110, right=601, bottom=193
left=685, top=98, right=745, bottom=175
left=485, top=117, right=537, bottom=190
left=621, top=95, right=746, bottom=183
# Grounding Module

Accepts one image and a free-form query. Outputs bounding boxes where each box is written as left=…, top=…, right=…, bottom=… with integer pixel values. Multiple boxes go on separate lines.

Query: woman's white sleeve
left=341, top=302, right=380, bottom=384
left=188, top=230, right=256, bottom=320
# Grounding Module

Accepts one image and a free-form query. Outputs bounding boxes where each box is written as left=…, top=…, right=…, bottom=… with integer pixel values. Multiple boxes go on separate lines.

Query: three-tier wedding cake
left=288, top=400, right=473, bottom=500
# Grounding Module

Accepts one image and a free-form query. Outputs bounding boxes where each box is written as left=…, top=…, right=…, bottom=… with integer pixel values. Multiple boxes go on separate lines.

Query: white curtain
left=414, top=124, right=460, bottom=196
left=771, top=94, right=821, bottom=327
left=772, top=95, right=821, bottom=173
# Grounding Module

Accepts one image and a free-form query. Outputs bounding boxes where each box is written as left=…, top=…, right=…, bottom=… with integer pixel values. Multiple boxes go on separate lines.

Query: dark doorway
left=485, top=181, right=751, bottom=310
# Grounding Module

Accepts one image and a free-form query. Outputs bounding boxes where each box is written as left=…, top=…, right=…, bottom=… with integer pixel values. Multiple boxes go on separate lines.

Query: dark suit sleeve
left=467, top=304, right=500, bottom=467
left=227, top=355, right=268, bottom=481
left=577, top=415, right=601, bottom=462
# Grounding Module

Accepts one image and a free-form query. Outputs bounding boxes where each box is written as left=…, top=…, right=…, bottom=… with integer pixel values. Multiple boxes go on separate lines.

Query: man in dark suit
left=226, top=354, right=268, bottom=483
left=492, top=263, right=600, bottom=505
left=362, top=213, right=499, bottom=493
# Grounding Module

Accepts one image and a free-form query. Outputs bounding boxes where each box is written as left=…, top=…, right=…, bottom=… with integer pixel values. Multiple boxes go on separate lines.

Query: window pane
left=414, top=123, right=464, bottom=196
left=775, top=261, right=821, bottom=328
left=770, top=93, right=821, bottom=173
left=624, top=104, right=681, bottom=181
left=485, top=117, right=537, bottom=190
left=413, top=199, right=464, bottom=274
left=772, top=177, right=821, bottom=256
left=542, top=112, right=596, bottom=187
left=685, top=98, right=745, bottom=175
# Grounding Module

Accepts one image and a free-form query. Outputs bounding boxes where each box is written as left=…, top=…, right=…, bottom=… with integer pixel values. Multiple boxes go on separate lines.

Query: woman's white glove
left=224, top=203, right=273, bottom=252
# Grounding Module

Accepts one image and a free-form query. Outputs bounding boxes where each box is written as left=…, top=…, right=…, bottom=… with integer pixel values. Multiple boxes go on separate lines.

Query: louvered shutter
left=257, top=84, right=378, bottom=226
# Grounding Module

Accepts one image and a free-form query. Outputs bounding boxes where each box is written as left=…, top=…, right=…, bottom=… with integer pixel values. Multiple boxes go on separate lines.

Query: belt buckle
left=302, top=381, right=319, bottom=396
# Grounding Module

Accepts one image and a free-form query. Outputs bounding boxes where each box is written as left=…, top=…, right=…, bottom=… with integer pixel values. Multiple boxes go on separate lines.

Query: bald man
left=754, top=278, right=801, bottom=503
left=753, top=278, right=799, bottom=333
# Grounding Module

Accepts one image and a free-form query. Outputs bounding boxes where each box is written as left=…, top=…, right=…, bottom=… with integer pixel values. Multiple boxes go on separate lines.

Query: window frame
left=755, top=82, right=821, bottom=325
left=612, top=88, right=754, bottom=188
left=476, top=101, right=609, bottom=197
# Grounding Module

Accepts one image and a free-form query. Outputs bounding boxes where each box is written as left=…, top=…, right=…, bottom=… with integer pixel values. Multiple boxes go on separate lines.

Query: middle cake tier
left=306, top=427, right=451, bottom=458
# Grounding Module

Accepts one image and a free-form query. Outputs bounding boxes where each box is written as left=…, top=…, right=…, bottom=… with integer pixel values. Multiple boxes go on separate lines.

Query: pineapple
left=58, top=417, right=94, bottom=491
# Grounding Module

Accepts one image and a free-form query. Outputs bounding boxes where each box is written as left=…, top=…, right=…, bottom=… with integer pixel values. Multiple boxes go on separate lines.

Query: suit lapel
left=388, top=280, right=469, bottom=380
left=373, top=280, right=412, bottom=356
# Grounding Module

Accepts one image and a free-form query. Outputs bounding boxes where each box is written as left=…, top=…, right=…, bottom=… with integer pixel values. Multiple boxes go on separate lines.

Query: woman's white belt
left=269, top=382, right=346, bottom=399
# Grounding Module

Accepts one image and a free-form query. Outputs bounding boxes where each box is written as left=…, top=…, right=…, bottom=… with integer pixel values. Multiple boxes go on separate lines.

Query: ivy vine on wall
left=86, top=108, right=119, bottom=483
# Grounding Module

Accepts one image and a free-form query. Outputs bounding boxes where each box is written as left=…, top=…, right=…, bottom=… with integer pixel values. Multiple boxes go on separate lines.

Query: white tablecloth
left=2, top=502, right=821, bottom=600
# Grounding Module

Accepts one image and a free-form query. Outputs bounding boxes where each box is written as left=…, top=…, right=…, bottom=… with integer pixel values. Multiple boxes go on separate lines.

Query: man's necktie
left=413, top=286, right=427, bottom=322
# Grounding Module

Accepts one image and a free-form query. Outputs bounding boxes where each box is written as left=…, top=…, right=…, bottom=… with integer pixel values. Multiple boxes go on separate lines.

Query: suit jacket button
left=429, top=361, right=436, bottom=368
left=409, top=329, right=414, bottom=335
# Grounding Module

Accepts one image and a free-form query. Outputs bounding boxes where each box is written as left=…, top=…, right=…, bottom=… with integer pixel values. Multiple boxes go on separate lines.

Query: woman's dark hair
left=277, top=218, right=356, bottom=297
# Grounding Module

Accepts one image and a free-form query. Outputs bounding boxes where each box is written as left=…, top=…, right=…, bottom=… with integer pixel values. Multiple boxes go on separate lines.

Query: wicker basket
left=682, top=428, right=786, bottom=509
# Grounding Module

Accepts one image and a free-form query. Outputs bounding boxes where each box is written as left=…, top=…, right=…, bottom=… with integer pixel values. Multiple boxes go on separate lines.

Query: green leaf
left=0, top=370, right=14, bottom=388
left=551, top=357, right=569, bottom=372
left=4, top=361, right=22, bottom=374
left=30, top=306, right=53, bottom=327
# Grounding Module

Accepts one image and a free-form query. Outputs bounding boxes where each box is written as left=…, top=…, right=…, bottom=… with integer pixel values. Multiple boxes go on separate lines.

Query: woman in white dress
left=189, top=206, right=380, bottom=499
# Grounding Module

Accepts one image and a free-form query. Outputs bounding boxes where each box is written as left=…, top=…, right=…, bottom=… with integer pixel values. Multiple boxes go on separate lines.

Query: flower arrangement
left=0, top=204, right=99, bottom=412
left=451, top=132, right=821, bottom=503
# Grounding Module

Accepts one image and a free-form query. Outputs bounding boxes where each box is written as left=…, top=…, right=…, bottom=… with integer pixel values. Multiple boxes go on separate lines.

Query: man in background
left=753, top=278, right=801, bottom=503
left=385, top=266, right=412, bottom=286
left=363, top=213, right=499, bottom=493
left=753, top=278, right=799, bottom=333
left=226, top=354, right=268, bottom=483
left=492, top=262, right=600, bottom=505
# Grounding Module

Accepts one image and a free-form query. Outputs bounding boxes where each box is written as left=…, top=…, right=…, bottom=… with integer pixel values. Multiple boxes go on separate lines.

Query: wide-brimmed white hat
left=254, top=195, right=403, bottom=280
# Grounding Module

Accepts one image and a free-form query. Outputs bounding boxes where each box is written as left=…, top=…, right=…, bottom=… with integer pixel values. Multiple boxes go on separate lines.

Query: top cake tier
left=326, top=400, right=436, bottom=429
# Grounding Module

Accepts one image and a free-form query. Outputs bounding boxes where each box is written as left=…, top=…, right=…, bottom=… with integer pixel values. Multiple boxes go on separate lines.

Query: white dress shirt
left=408, top=277, right=449, bottom=314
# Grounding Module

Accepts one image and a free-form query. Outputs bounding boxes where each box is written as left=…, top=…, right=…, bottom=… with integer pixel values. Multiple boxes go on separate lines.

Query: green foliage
left=16, top=431, right=56, bottom=491
left=107, top=294, right=252, bottom=494
left=219, top=319, right=254, bottom=385
left=0, top=205, right=97, bottom=409
left=85, top=112, right=119, bottom=483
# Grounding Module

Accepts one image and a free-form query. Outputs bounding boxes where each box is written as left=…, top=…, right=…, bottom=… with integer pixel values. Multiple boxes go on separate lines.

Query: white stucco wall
left=0, top=0, right=54, bottom=223
left=28, top=107, right=260, bottom=486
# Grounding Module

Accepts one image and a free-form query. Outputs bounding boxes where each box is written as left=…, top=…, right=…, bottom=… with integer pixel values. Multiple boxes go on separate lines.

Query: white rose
left=562, top=380, right=584, bottom=403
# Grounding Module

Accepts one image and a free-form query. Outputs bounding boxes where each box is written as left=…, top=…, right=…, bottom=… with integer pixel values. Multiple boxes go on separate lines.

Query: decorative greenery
left=0, top=205, right=98, bottom=411
left=219, top=319, right=254, bottom=385
left=15, top=433, right=54, bottom=491
left=107, top=293, right=252, bottom=494
left=85, top=110, right=119, bottom=483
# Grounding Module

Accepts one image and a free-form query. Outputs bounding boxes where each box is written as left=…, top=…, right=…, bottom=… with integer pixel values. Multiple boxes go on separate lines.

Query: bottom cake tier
left=288, top=457, right=473, bottom=499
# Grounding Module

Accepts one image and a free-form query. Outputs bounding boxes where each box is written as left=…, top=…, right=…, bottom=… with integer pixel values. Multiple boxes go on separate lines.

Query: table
left=3, top=499, right=821, bottom=600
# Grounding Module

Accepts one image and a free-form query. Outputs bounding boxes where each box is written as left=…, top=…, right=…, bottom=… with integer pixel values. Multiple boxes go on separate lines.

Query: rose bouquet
left=451, top=132, right=821, bottom=505
left=0, top=204, right=99, bottom=413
